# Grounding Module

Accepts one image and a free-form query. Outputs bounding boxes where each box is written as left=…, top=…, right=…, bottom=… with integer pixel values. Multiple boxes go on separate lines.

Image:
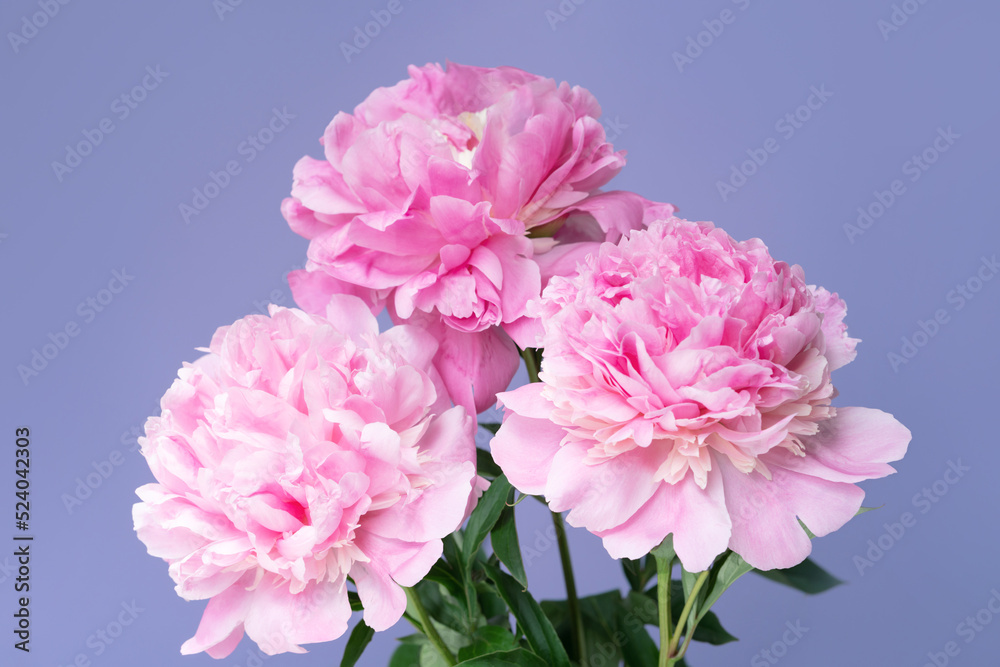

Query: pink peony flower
left=491, top=218, right=910, bottom=572
left=282, top=61, right=674, bottom=413
left=133, top=297, right=478, bottom=657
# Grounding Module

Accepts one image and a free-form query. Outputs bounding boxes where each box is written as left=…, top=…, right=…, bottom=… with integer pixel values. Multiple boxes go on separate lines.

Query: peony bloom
left=133, top=298, right=477, bottom=657
left=491, top=218, right=910, bottom=572
left=282, top=61, right=673, bottom=413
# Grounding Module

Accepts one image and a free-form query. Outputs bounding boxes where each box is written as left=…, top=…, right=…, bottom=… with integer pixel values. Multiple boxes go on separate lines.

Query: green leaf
left=543, top=590, right=659, bottom=667
left=476, top=447, right=503, bottom=479
left=348, top=590, right=363, bottom=612
left=491, top=503, right=528, bottom=589
left=454, top=648, right=548, bottom=666
left=615, top=601, right=659, bottom=667
left=622, top=556, right=658, bottom=593
left=457, top=626, right=519, bottom=661
left=542, top=590, right=621, bottom=667
left=478, top=422, right=502, bottom=435
left=464, top=475, right=512, bottom=570
left=680, top=567, right=703, bottom=621
left=475, top=581, right=509, bottom=624
left=389, top=641, right=423, bottom=667
left=340, top=621, right=375, bottom=667
left=423, top=560, right=465, bottom=600
left=420, top=641, right=453, bottom=667
left=622, top=558, right=644, bottom=592
left=624, top=590, right=658, bottom=625
left=856, top=506, right=879, bottom=516
left=698, top=550, right=754, bottom=621
left=413, top=578, right=476, bottom=636
left=483, top=562, right=571, bottom=667
left=754, top=557, right=844, bottom=595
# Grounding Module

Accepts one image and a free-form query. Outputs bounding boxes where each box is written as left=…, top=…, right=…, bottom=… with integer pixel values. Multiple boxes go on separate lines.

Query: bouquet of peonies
left=133, top=62, right=910, bottom=666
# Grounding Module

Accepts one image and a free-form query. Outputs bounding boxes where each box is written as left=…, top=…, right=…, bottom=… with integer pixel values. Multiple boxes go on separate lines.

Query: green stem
left=405, top=587, right=456, bottom=666
left=655, top=553, right=674, bottom=667
left=668, top=570, right=711, bottom=659
left=676, top=622, right=698, bottom=662
left=521, top=347, right=541, bottom=383
left=551, top=510, right=586, bottom=667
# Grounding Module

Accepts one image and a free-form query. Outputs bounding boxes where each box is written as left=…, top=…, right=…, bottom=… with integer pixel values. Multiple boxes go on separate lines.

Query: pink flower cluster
left=135, top=62, right=909, bottom=660
left=491, top=218, right=910, bottom=571
left=283, top=62, right=673, bottom=413
left=133, top=298, right=477, bottom=657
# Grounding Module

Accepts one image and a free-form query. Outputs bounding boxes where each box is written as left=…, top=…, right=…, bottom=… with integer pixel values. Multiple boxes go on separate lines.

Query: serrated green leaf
left=340, top=621, right=375, bottom=667
left=754, top=557, right=844, bottom=595
left=455, top=648, right=548, bottom=666
left=483, top=562, right=571, bottom=667
left=491, top=502, right=527, bottom=589
left=464, top=475, right=512, bottom=570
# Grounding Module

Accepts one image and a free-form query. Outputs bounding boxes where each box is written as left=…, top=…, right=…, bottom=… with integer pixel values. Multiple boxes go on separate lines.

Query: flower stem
left=655, top=553, right=674, bottom=667
left=551, top=509, right=586, bottom=667
left=405, top=587, right=456, bottom=666
left=668, top=569, right=711, bottom=659
left=521, top=347, right=541, bottom=383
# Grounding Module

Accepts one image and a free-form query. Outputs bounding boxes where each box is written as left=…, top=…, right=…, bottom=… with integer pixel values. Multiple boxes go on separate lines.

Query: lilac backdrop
left=2, top=1, right=998, bottom=665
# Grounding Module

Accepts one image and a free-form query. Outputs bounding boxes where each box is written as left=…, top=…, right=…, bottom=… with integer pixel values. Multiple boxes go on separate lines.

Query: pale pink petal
left=351, top=561, right=407, bottom=632
left=180, top=573, right=254, bottom=658
left=243, top=576, right=351, bottom=655
left=596, top=470, right=731, bottom=571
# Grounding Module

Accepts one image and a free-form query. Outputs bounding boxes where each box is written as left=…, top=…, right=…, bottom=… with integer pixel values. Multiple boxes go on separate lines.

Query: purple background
left=2, top=1, right=998, bottom=665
